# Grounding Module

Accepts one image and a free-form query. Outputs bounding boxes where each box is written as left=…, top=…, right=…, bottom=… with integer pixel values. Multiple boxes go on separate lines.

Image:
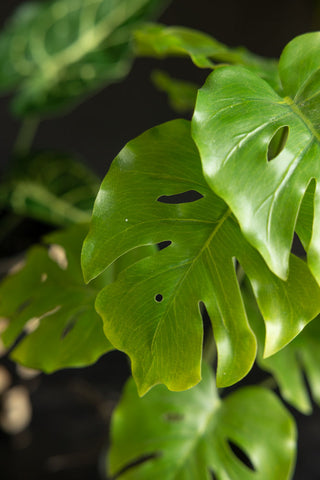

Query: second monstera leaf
left=82, top=119, right=320, bottom=395
left=192, top=32, right=320, bottom=285
left=109, top=364, right=296, bottom=480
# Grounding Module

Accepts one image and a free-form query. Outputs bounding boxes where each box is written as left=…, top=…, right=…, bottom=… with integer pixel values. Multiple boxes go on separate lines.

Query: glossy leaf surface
left=0, top=151, right=99, bottom=226
left=82, top=120, right=320, bottom=395
left=0, top=0, right=166, bottom=115
left=192, top=32, right=320, bottom=283
left=109, top=364, right=296, bottom=480
left=134, top=23, right=280, bottom=90
left=243, top=278, right=320, bottom=414
left=0, top=225, right=113, bottom=371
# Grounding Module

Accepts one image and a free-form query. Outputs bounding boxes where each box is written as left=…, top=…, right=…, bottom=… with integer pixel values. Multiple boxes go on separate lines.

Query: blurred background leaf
left=0, top=224, right=113, bottom=371
left=0, top=151, right=99, bottom=226
left=0, top=0, right=169, bottom=116
left=151, top=69, right=198, bottom=113
left=109, top=364, right=296, bottom=480
left=243, top=277, right=320, bottom=415
left=134, top=23, right=281, bottom=91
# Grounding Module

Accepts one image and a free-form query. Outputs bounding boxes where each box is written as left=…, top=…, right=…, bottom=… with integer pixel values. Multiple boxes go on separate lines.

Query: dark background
left=0, top=0, right=319, bottom=479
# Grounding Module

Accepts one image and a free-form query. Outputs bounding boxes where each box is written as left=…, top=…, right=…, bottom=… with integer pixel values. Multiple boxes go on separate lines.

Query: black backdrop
left=0, top=1, right=319, bottom=479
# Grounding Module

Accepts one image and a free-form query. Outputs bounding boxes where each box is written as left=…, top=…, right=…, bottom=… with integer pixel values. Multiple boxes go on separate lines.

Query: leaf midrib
left=150, top=207, right=231, bottom=352
left=284, top=96, right=320, bottom=143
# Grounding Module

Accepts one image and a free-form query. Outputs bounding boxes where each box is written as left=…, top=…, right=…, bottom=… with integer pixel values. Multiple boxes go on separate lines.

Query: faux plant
left=0, top=1, right=319, bottom=479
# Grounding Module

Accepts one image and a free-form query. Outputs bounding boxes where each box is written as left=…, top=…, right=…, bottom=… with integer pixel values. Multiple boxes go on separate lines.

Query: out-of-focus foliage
left=109, top=364, right=296, bottom=480
left=243, top=277, right=320, bottom=415
left=134, top=23, right=281, bottom=90
left=151, top=69, right=198, bottom=113
left=0, top=151, right=99, bottom=226
left=0, top=0, right=168, bottom=116
left=0, top=225, right=113, bottom=371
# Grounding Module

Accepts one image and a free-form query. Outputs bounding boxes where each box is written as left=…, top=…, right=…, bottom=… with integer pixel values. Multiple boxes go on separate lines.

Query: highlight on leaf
left=82, top=119, right=320, bottom=395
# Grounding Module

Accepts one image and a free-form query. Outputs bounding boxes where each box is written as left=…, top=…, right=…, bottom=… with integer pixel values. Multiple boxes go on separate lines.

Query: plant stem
left=14, top=117, right=40, bottom=158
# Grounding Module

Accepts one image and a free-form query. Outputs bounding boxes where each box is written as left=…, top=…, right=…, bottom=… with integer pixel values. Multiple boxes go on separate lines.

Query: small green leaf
left=134, top=23, right=280, bottom=90
left=0, top=151, right=99, bottom=226
left=243, top=278, right=320, bottom=414
left=109, top=364, right=296, bottom=480
left=82, top=119, right=320, bottom=394
left=151, top=69, right=198, bottom=113
left=192, top=32, right=320, bottom=284
left=0, top=224, right=113, bottom=372
left=0, top=0, right=167, bottom=116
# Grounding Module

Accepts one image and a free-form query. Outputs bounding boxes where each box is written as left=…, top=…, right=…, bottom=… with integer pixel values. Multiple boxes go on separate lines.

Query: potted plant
left=0, top=0, right=319, bottom=478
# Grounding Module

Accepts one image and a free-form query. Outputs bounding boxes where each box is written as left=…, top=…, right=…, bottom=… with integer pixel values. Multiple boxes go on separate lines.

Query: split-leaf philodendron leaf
left=192, top=32, right=320, bottom=285
left=0, top=224, right=113, bottom=371
left=108, top=364, right=296, bottom=480
left=82, top=119, right=320, bottom=395
left=134, top=23, right=280, bottom=90
left=242, top=278, right=320, bottom=415
left=0, top=0, right=167, bottom=116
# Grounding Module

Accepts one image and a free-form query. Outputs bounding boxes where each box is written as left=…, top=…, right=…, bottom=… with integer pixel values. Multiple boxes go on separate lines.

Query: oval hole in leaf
left=155, top=294, right=163, bottom=303
left=267, top=126, right=289, bottom=161
left=157, top=240, right=172, bottom=251
left=61, top=317, right=77, bottom=339
left=157, top=190, right=203, bottom=204
left=227, top=439, right=255, bottom=471
left=163, top=412, right=184, bottom=422
left=113, top=453, right=161, bottom=479
left=292, top=232, right=306, bottom=257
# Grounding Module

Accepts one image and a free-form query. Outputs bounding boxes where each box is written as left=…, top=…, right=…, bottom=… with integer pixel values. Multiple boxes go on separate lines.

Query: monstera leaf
left=82, top=119, right=320, bottom=395
left=0, top=224, right=113, bottom=371
left=242, top=278, right=320, bottom=414
left=0, top=0, right=167, bottom=115
left=0, top=151, right=99, bottom=226
left=134, top=23, right=280, bottom=90
left=108, top=364, right=296, bottom=480
left=192, top=32, right=320, bottom=285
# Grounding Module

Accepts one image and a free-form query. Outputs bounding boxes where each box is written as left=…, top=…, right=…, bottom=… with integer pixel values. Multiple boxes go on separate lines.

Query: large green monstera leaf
left=82, top=119, right=320, bottom=395
left=0, top=0, right=167, bottom=115
left=0, top=225, right=113, bottom=371
left=242, top=278, right=320, bottom=414
left=108, top=364, right=296, bottom=480
left=192, top=32, right=320, bottom=285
